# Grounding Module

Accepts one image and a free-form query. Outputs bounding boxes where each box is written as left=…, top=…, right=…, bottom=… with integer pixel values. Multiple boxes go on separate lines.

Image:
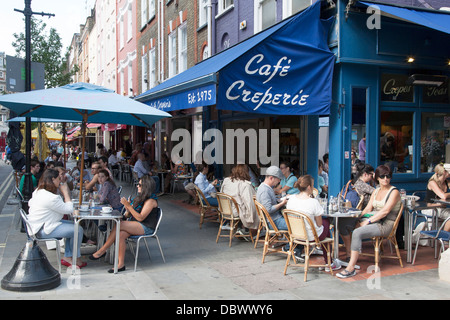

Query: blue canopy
left=359, top=1, right=450, bottom=34
left=0, top=82, right=171, bottom=127
left=136, top=1, right=335, bottom=115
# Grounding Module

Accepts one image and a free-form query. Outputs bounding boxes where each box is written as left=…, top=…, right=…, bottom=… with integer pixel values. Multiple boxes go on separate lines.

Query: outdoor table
left=156, top=170, right=170, bottom=194
left=323, top=209, right=361, bottom=263
left=403, top=201, right=435, bottom=263
left=72, top=206, right=122, bottom=274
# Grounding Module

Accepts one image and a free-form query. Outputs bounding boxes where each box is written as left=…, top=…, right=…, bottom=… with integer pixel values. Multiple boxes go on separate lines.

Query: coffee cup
left=102, top=206, right=113, bottom=213
left=80, top=204, right=89, bottom=211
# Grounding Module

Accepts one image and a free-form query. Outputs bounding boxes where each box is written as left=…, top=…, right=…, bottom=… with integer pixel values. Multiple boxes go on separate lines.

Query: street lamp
left=1, top=0, right=59, bottom=292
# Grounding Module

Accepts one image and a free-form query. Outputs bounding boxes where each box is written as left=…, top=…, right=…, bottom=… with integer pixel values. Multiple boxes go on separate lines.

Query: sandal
left=336, top=269, right=356, bottom=279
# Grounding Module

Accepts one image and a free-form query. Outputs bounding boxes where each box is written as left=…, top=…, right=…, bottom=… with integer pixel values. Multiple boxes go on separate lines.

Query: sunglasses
left=379, top=174, right=392, bottom=179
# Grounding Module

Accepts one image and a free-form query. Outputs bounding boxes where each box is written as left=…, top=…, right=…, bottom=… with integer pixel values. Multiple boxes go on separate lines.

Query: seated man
left=84, top=161, right=101, bottom=191
left=19, top=159, right=40, bottom=195
left=256, top=166, right=288, bottom=230
left=256, top=166, right=302, bottom=258
left=133, top=153, right=160, bottom=194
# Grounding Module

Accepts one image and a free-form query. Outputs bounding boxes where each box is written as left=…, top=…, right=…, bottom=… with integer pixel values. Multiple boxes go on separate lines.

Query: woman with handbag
left=336, top=165, right=401, bottom=279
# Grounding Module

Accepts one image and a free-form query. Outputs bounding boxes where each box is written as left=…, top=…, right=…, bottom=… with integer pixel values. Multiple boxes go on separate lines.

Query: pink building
left=117, top=0, right=138, bottom=97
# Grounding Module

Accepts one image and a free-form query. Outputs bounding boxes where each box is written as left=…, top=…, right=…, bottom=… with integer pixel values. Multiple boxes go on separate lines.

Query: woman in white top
left=286, top=175, right=339, bottom=271
left=28, top=169, right=85, bottom=268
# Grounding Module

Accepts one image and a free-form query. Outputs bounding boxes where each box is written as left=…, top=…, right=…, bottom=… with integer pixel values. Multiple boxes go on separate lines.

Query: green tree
left=12, top=17, right=78, bottom=88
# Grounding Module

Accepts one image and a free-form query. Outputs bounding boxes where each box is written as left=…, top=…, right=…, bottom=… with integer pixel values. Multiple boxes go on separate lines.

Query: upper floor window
left=282, top=0, right=312, bottom=18
left=141, top=0, right=148, bottom=29
left=218, top=0, right=234, bottom=15
left=255, top=0, right=277, bottom=33
left=178, top=24, right=188, bottom=73
left=199, top=0, right=208, bottom=27
left=168, top=31, right=177, bottom=78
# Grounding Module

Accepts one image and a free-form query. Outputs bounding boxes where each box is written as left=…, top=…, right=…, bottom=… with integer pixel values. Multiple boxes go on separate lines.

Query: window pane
left=292, top=0, right=310, bottom=13
left=261, top=0, right=277, bottom=30
left=421, top=113, right=450, bottom=172
left=380, top=111, right=413, bottom=173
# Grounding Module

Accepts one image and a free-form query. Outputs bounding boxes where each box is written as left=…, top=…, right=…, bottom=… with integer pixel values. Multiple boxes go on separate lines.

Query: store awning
left=136, top=1, right=335, bottom=115
left=359, top=1, right=450, bottom=34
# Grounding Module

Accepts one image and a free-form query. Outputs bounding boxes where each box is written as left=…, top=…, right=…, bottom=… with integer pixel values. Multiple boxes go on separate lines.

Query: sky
left=0, top=0, right=96, bottom=57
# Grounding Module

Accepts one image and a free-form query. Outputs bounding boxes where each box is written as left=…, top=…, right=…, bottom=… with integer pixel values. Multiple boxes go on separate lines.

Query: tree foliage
left=12, top=17, right=78, bottom=88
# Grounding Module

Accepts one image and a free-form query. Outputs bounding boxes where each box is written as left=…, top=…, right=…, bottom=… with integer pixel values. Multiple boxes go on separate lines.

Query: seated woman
left=337, top=165, right=401, bottom=279
left=221, top=164, right=259, bottom=235
left=194, top=162, right=218, bottom=207
left=275, top=161, right=299, bottom=195
left=27, top=169, right=86, bottom=268
left=97, top=169, right=122, bottom=211
left=89, top=175, right=159, bottom=273
left=339, top=163, right=375, bottom=262
left=353, top=163, right=376, bottom=209
left=286, top=175, right=340, bottom=271
left=424, top=163, right=450, bottom=232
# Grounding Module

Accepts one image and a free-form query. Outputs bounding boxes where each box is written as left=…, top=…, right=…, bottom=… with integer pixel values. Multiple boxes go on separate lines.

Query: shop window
left=380, top=111, right=413, bottom=173
left=421, top=112, right=450, bottom=173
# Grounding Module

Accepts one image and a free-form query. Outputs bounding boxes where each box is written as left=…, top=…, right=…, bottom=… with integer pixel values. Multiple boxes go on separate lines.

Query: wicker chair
left=193, top=185, right=219, bottom=229
left=360, top=203, right=404, bottom=269
left=253, top=199, right=289, bottom=263
left=215, top=192, right=250, bottom=246
left=282, top=209, right=335, bottom=281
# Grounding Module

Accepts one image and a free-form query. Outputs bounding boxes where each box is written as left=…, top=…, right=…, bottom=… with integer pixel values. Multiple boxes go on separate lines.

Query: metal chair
left=215, top=192, right=250, bottom=247
left=253, top=199, right=289, bottom=263
left=126, top=207, right=166, bottom=272
left=282, top=209, right=334, bottom=281
left=19, top=208, right=62, bottom=273
left=15, top=186, right=24, bottom=201
left=412, top=216, right=450, bottom=265
left=193, top=185, right=219, bottom=229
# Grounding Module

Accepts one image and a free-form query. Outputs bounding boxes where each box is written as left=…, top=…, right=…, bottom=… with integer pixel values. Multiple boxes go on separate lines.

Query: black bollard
left=1, top=240, right=60, bottom=292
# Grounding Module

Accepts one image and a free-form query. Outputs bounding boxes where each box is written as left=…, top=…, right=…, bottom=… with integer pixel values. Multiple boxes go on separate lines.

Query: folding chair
left=127, top=208, right=166, bottom=272
left=412, top=216, right=450, bottom=265
left=282, top=209, right=334, bottom=281
left=19, top=208, right=62, bottom=273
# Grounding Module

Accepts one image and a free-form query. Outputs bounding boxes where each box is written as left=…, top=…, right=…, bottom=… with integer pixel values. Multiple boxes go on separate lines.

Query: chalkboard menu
left=422, top=83, right=449, bottom=104
left=381, top=73, right=414, bottom=102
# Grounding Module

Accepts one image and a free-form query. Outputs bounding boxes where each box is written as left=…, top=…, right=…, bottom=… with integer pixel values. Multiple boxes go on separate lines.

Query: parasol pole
left=62, top=122, right=66, bottom=169
left=78, top=112, right=88, bottom=205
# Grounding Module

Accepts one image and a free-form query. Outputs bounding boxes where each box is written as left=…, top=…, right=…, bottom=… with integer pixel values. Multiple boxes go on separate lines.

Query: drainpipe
left=158, top=0, right=164, bottom=83
left=207, top=0, right=212, bottom=57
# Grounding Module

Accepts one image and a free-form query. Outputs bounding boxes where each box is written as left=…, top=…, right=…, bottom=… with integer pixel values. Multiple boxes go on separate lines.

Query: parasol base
left=1, top=240, right=61, bottom=292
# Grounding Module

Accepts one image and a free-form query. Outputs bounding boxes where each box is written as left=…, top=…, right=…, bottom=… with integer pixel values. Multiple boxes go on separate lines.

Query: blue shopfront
left=136, top=1, right=335, bottom=182
left=328, top=0, right=450, bottom=196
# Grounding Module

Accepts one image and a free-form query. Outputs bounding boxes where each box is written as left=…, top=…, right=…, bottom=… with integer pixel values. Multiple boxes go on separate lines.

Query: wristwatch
left=368, top=219, right=372, bottom=224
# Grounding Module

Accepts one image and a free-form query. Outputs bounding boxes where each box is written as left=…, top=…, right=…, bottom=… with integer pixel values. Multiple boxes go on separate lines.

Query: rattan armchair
left=282, top=209, right=334, bottom=281
left=253, top=199, right=289, bottom=263
left=193, top=185, right=219, bottom=229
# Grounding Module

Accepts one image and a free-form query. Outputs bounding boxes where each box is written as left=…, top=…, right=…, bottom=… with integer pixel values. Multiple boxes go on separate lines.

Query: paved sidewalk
left=0, top=170, right=449, bottom=300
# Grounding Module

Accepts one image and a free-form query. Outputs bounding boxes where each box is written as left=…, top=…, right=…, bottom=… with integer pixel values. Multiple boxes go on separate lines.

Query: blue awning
left=136, top=1, right=335, bottom=115
left=359, top=1, right=450, bottom=34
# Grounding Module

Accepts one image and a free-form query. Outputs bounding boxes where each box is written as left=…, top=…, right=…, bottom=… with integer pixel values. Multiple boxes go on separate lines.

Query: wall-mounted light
left=407, top=57, right=415, bottom=63
left=406, top=74, right=447, bottom=87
